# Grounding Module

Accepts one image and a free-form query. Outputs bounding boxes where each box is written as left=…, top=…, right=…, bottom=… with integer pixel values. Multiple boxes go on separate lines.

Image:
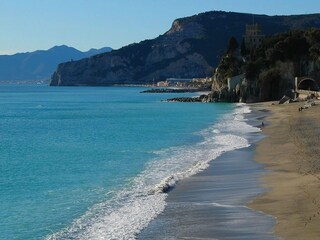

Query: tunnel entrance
left=297, top=78, right=319, bottom=91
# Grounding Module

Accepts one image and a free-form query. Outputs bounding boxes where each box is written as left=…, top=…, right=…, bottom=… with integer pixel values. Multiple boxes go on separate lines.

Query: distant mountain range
left=0, top=45, right=112, bottom=83
left=50, top=11, right=320, bottom=86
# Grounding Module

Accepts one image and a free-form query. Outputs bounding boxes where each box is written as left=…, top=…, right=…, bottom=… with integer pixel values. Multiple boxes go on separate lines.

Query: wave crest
left=46, top=104, right=259, bottom=240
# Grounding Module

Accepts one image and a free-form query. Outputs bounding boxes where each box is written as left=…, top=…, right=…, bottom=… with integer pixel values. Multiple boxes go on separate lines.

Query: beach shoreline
left=249, top=101, right=320, bottom=239
left=139, top=104, right=276, bottom=239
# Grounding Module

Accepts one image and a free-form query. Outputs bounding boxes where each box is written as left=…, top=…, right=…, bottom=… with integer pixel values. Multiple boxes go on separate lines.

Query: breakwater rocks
left=165, top=94, right=214, bottom=102
left=141, top=88, right=207, bottom=93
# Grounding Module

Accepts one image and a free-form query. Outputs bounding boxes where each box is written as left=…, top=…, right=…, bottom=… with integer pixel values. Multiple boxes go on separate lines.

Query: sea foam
left=46, top=103, right=260, bottom=240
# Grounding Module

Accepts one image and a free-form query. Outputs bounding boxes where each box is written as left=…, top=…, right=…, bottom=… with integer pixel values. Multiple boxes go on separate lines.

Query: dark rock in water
left=141, top=88, right=202, bottom=93
left=165, top=97, right=202, bottom=102
left=165, top=94, right=215, bottom=102
left=50, top=11, right=320, bottom=86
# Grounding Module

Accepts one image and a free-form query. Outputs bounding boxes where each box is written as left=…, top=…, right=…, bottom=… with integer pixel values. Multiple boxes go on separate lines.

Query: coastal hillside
left=0, top=45, right=112, bottom=83
left=50, top=11, right=320, bottom=86
left=209, top=28, right=320, bottom=102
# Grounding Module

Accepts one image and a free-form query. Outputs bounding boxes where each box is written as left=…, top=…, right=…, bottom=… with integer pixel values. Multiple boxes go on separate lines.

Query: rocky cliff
left=50, top=11, right=320, bottom=86
left=210, top=28, right=320, bottom=102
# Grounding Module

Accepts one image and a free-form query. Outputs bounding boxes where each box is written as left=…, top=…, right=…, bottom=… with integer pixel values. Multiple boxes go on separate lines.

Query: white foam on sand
left=45, top=104, right=260, bottom=240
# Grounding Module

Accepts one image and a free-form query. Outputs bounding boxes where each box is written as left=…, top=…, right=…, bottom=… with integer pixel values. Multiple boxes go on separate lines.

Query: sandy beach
left=139, top=101, right=320, bottom=239
left=139, top=146, right=276, bottom=240
left=250, top=101, right=320, bottom=239
left=139, top=107, right=276, bottom=239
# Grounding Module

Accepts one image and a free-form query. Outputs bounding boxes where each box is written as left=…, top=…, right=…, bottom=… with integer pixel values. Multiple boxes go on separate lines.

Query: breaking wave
left=46, top=103, right=260, bottom=240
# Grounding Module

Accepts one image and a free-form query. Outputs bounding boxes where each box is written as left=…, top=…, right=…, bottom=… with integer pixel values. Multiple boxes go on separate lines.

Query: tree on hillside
left=259, top=69, right=282, bottom=101
left=306, top=28, right=320, bottom=62
left=227, top=37, right=239, bottom=55
left=309, top=44, right=320, bottom=62
left=240, top=38, right=247, bottom=56
left=245, top=61, right=260, bottom=80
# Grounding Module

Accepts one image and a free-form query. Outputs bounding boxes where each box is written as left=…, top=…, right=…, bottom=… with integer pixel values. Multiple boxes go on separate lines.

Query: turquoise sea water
left=0, top=85, right=248, bottom=239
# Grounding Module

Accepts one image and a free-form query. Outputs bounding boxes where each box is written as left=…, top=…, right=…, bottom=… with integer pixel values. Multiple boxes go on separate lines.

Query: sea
left=0, top=85, right=257, bottom=240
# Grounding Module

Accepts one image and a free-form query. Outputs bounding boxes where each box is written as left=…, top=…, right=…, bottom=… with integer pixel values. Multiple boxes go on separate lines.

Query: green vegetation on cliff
left=249, top=28, right=320, bottom=74
left=212, top=28, right=320, bottom=102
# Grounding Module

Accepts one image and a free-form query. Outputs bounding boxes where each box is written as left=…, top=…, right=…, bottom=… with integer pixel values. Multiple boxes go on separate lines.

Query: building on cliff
left=243, top=24, right=265, bottom=50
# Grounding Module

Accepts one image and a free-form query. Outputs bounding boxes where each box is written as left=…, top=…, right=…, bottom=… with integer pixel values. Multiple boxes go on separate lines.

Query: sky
left=0, top=0, right=320, bottom=55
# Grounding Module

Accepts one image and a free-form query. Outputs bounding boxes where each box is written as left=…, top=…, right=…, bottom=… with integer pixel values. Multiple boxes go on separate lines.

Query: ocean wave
left=45, top=103, right=260, bottom=240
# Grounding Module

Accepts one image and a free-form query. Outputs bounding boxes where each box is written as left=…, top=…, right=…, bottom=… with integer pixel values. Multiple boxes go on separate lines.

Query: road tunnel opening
left=298, top=78, right=319, bottom=91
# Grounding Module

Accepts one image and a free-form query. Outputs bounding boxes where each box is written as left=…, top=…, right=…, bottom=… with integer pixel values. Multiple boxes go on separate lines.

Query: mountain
left=0, top=45, right=112, bottom=82
left=85, top=47, right=113, bottom=56
left=50, top=11, right=320, bottom=86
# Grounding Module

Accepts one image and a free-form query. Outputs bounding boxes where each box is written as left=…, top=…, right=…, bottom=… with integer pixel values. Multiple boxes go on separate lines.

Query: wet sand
left=139, top=110, right=276, bottom=239
left=250, top=102, right=320, bottom=239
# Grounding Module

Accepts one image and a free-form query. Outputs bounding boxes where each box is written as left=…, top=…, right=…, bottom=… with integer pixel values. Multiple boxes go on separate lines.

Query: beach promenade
left=251, top=102, right=320, bottom=239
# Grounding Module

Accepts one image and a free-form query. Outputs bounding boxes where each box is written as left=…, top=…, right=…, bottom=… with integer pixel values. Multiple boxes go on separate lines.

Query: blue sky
left=0, top=0, right=319, bottom=54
